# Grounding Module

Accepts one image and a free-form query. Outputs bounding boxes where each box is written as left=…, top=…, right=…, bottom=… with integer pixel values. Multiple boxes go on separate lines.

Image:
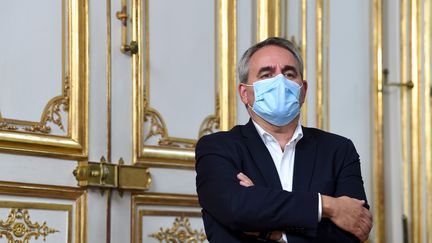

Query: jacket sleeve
left=316, top=138, right=368, bottom=243
left=195, top=134, right=319, bottom=236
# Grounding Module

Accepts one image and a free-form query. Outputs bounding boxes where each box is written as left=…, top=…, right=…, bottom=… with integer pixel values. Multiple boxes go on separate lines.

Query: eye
left=283, top=71, right=296, bottom=79
left=259, top=73, right=273, bottom=79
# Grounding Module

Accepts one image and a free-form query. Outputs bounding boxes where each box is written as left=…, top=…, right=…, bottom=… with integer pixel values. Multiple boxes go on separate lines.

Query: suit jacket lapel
left=242, top=120, right=283, bottom=189
left=292, top=127, right=317, bottom=191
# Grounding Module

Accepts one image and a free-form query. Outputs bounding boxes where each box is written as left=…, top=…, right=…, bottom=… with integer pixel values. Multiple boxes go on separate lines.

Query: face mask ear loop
left=241, top=83, right=254, bottom=108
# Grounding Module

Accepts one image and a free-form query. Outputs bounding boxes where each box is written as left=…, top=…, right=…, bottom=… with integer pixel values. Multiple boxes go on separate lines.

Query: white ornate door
left=0, top=0, right=234, bottom=242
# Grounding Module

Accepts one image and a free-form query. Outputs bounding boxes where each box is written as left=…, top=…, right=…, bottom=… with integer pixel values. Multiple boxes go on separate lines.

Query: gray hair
left=238, top=37, right=304, bottom=84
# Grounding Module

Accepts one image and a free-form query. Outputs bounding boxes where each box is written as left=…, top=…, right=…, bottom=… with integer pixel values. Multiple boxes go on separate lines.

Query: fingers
left=327, top=196, right=373, bottom=242
left=237, top=172, right=254, bottom=187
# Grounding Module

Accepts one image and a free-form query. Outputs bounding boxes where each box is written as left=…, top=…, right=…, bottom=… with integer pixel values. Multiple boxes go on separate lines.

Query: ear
left=300, top=80, right=308, bottom=104
left=238, top=83, right=249, bottom=105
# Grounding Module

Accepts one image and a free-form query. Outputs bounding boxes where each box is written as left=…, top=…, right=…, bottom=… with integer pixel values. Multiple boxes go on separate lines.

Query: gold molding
left=372, top=0, right=385, bottom=242
left=0, top=181, right=86, bottom=243
left=256, top=0, right=281, bottom=41
left=400, top=0, right=410, bottom=233
left=147, top=216, right=206, bottom=243
left=131, top=193, right=201, bottom=243
left=300, top=0, right=308, bottom=125
left=425, top=0, right=432, bottom=241
left=0, top=0, right=88, bottom=159
left=410, top=0, right=423, bottom=241
left=132, top=0, right=237, bottom=169
left=0, top=202, right=68, bottom=243
left=315, top=0, right=330, bottom=131
left=0, top=75, right=70, bottom=134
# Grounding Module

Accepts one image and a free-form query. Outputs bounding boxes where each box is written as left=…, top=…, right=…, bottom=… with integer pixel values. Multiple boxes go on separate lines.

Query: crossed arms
left=195, top=132, right=372, bottom=242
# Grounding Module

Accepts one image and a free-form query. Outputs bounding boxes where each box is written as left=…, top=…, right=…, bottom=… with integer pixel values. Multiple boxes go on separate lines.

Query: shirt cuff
left=318, top=193, right=322, bottom=222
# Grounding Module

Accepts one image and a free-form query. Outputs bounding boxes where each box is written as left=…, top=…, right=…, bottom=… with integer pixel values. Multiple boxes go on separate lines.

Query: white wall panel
left=328, top=0, right=372, bottom=203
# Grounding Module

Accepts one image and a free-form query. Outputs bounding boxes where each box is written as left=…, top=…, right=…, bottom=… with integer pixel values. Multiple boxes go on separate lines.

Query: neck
left=249, top=109, right=299, bottom=149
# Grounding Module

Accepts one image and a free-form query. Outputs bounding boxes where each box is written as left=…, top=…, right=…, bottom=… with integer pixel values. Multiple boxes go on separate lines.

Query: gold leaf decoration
left=143, top=106, right=196, bottom=149
left=149, top=216, right=207, bottom=243
left=0, top=74, right=70, bottom=135
left=0, top=208, right=59, bottom=243
left=198, top=115, right=220, bottom=138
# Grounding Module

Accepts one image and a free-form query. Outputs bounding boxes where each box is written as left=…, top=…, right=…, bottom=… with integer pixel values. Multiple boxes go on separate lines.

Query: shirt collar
left=252, top=120, right=303, bottom=146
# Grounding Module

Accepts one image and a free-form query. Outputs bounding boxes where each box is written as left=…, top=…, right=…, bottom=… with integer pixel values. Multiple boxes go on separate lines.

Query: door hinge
left=73, top=157, right=151, bottom=191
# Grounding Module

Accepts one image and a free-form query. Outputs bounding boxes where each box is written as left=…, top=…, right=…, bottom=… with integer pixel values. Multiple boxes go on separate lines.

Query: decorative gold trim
left=400, top=0, right=410, bottom=230
left=106, top=0, right=113, bottom=240
left=317, top=0, right=330, bottom=131
left=0, top=75, right=70, bottom=134
left=410, top=0, right=423, bottom=241
left=0, top=0, right=88, bottom=159
left=0, top=181, right=86, bottom=243
left=425, top=0, right=432, bottom=241
left=217, top=0, right=237, bottom=132
left=324, top=0, right=330, bottom=131
left=315, top=0, right=324, bottom=130
left=132, top=0, right=237, bottom=169
left=0, top=202, right=69, bottom=243
left=148, top=216, right=206, bottom=243
left=372, top=0, right=385, bottom=242
left=300, top=0, right=308, bottom=126
left=256, top=0, right=281, bottom=42
left=132, top=193, right=201, bottom=243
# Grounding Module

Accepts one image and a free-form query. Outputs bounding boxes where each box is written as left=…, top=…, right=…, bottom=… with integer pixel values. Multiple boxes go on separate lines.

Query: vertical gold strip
left=106, top=1, right=113, bottom=242
left=300, top=0, right=308, bottom=125
left=256, top=0, right=281, bottom=41
left=76, top=192, right=87, bottom=243
left=400, top=0, right=410, bottom=231
left=70, top=0, right=88, bottom=155
left=372, top=0, right=385, bottom=242
left=315, top=0, right=323, bottom=129
left=324, top=0, right=330, bottom=131
left=410, top=0, right=422, bottom=241
left=425, top=0, right=432, bottom=241
left=62, top=0, right=65, bottom=89
left=132, top=0, right=144, bottom=162
left=257, top=0, right=269, bottom=42
left=106, top=0, right=112, bottom=164
left=274, top=0, right=281, bottom=37
left=217, top=0, right=237, bottom=131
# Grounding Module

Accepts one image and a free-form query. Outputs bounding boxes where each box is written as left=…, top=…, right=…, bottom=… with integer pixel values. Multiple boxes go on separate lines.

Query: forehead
left=248, top=45, right=299, bottom=73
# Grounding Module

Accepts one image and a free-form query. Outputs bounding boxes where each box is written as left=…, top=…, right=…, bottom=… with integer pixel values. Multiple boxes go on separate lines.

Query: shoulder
left=195, top=125, right=245, bottom=158
left=302, top=126, right=354, bottom=148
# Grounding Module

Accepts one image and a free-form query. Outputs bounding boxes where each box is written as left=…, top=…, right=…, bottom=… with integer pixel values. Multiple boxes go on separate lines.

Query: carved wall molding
left=132, top=193, right=204, bottom=243
left=149, top=216, right=206, bottom=243
left=0, top=208, right=59, bottom=243
left=132, top=0, right=236, bottom=169
left=0, top=0, right=88, bottom=159
left=0, top=75, right=70, bottom=135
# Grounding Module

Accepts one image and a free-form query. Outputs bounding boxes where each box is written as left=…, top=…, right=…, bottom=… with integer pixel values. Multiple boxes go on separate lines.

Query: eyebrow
left=256, top=66, right=276, bottom=77
left=281, top=65, right=299, bottom=76
left=256, top=65, right=299, bottom=77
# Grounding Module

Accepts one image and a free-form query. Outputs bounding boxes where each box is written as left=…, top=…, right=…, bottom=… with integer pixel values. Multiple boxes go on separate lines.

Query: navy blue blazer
left=195, top=119, right=368, bottom=243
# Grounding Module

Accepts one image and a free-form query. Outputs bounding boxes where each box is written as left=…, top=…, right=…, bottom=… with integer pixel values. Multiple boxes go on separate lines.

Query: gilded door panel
left=0, top=181, right=86, bottom=243
left=0, top=0, right=88, bottom=159
left=132, top=0, right=237, bottom=169
left=131, top=193, right=207, bottom=243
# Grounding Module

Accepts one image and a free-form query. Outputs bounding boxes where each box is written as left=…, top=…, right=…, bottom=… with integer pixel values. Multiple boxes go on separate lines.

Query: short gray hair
left=238, top=37, right=304, bottom=84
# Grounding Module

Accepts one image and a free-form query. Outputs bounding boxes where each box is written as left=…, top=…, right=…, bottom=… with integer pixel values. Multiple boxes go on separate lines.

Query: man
left=195, top=37, right=372, bottom=242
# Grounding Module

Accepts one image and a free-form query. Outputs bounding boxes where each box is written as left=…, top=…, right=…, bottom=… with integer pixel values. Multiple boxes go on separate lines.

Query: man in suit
left=195, top=37, right=372, bottom=242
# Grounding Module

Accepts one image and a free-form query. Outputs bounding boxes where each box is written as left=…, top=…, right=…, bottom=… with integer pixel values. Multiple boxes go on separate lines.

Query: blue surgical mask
left=245, top=74, right=303, bottom=126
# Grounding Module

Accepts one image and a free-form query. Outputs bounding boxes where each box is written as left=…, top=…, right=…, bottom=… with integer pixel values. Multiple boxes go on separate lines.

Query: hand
left=237, top=172, right=285, bottom=242
left=243, top=231, right=285, bottom=242
left=237, top=172, right=254, bottom=187
left=322, top=195, right=373, bottom=242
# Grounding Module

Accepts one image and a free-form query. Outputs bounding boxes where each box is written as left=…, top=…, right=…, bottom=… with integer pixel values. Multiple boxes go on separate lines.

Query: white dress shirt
left=252, top=120, right=322, bottom=242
